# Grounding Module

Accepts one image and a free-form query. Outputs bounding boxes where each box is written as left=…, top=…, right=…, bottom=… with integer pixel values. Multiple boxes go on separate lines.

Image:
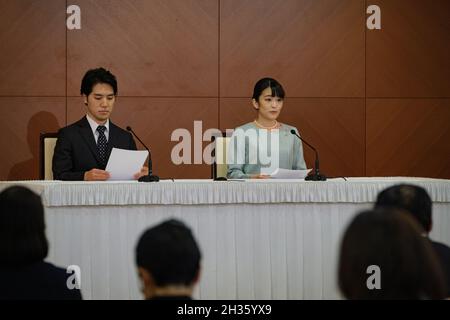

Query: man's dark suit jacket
left=52, top=116, right=137, bottom=180
left=0, top=261, right=82, bottom=300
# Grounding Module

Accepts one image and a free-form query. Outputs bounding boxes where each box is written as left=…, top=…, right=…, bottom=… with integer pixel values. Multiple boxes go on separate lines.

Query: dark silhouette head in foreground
left=338, top=208, right=445, bottom=300
left=0, top=186, right=82, bottom=300
left=374, top=184, right=450, bottom=297
left=136, top=219, right=201, bottom=299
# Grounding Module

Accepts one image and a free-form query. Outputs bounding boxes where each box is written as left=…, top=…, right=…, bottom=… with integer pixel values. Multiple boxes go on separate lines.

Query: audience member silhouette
left=375, top=184, right=450, bottom=297
left=338, top=208, right=446, bottom=299
left=135, top=219, right=201, bottom=300
left=0, top=186, right=82, bottom=300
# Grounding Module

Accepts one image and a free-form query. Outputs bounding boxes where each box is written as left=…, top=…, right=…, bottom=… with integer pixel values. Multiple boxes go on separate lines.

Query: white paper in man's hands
left=270, top=168, right=312, bottom=179
left=105, top=148, right=148, bottom=180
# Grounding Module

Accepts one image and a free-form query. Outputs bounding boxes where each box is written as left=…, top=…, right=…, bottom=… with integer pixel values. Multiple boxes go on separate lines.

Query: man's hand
left=251, top=174, right=271, bottom=179
left=134, top=166, right=149, bottom=180
left=84, top=168, right=110, bottom=181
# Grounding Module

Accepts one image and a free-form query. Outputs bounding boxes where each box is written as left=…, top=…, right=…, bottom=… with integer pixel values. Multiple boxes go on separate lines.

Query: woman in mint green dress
left=227, top=78, right=307, bottom=179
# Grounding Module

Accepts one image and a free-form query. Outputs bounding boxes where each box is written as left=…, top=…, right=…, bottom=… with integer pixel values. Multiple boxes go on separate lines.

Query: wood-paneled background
left=1, top=0, right=449, bottom=180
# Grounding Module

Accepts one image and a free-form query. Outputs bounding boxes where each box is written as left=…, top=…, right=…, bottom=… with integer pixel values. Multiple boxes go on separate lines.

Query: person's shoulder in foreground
left=0, top=261, right=82, bottom=300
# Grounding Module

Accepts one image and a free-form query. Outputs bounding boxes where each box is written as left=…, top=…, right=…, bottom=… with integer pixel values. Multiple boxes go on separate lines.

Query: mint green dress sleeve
left=226, top=129, right=251, bottom=179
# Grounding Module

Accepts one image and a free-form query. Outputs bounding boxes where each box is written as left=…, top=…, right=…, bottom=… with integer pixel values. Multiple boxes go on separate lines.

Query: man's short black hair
left=80, top=67, right=118, bottom=96
left=136, top=219, right=201, bottom=286
left=375, top=184, right=432, bottom=232
left=0, top=186, right=48, bottom=267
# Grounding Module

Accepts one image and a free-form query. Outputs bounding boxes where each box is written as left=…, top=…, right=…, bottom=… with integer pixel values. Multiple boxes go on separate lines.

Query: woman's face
left=253, top=87, right=284, bottom=122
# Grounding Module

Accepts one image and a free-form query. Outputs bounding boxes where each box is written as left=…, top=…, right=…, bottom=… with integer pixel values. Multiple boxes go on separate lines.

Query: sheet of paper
left=270, top=168, right=312, bottom=179
left=105, top=148, right=148, bottom=181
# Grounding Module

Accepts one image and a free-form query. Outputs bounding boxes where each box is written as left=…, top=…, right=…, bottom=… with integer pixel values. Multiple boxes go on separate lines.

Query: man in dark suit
left=53, top=67, right=147, bottom=181
left=375, top=184, right=450, bottom=298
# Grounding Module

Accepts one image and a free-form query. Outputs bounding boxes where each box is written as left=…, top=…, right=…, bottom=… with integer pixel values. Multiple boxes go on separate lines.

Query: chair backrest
left=39, top=132, right=58, bottom=180
left=212, top=133, right=231, bottom=179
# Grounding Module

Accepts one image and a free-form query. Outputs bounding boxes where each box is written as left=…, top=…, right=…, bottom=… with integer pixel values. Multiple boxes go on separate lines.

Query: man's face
left=84, top=83, right=116, bottom=124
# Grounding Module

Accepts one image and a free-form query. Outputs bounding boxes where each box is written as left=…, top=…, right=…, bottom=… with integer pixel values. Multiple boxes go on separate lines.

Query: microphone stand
left=290, top=130, right=327, bottom=181
left=126, top=126, right=159, bottom=182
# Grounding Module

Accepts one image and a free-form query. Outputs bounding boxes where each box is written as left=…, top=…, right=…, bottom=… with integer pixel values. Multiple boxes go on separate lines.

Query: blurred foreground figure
left=135, top=219, right=201, bottom=300
left=0, top=186, right=82, bottom=300
left=338, top=208, right=445, bottom=300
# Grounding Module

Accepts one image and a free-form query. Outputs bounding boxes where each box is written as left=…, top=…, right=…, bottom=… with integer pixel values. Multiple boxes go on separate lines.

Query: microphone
left=126, top=126, right=159, bottom=182
left=290, top=129, right=327, bottom=181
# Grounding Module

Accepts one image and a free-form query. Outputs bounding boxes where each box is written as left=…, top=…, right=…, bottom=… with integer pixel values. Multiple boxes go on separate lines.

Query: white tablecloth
left=1, top=177, right=449, bottom=300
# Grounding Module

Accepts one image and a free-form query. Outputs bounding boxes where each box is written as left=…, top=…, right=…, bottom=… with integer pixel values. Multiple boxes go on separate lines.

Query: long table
left=1, top=177, right=449, bottom=300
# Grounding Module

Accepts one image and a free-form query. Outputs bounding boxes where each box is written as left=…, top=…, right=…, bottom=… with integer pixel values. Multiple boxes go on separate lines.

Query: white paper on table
left=105, top=148, right=148, bottom=180
left=270, top=168, right=312, bottom=179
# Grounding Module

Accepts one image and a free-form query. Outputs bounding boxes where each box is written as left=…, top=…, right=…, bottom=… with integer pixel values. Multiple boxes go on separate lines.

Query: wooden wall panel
left=367, top=0, right=450, bottom=97
left=0, top=98, right=65, bottom=180
left=0, top=0, right=66, bottom=96
left=67, top=0, right=218, bottom=97
left=367, top=99, right=450, bottom=178
left=220, top=0, right=365, bottom=97
left=68, top=97, right=218, bottom=178
left=220, top=98, right=365, bottom=177
left=0, top=1, right=448, bottom=180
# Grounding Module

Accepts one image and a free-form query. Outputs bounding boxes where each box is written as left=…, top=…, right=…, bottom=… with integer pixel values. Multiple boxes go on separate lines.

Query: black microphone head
left=290, top=129, right=296, bottom=135
left=126, top=126, right=132, bottom=131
